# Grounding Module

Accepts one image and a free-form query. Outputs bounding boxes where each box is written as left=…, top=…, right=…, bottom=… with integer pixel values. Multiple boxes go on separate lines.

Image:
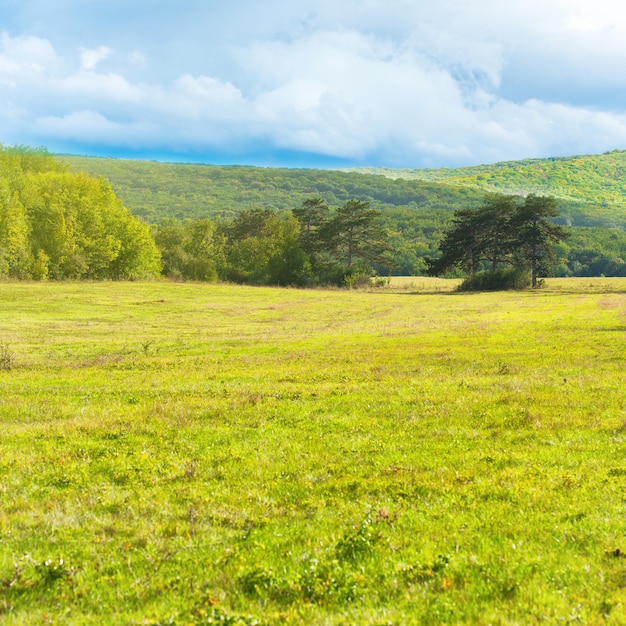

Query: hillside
left=63, top=152, right=626, bottom=230
left=349, top=150, right=626, bottom=229
left=63, top=156, right=486, bottom=224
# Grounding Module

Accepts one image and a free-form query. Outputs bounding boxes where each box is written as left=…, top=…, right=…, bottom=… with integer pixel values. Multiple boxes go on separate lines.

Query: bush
left=344, top=271, right=372, bottom=289
left=457, top=268, right=531, bottom=292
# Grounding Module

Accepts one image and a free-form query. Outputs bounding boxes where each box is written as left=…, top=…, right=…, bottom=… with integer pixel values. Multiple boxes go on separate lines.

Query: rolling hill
left=349, top=150, right=626, bottom=229
left=62, top=152, right=626, bottom=230
left=61, top=155, right=492, bottom=225
left=62, top=152, right=626, bottom=276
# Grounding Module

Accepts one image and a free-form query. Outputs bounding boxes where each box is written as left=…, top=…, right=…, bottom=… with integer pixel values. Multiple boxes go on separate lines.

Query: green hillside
left=63, top=156, right=485, bottom=224
left=350, top=150, right=626, bottom=229
left=63, top=152, right=626, bottom=230
left=62, top=157, right=495, bottom=275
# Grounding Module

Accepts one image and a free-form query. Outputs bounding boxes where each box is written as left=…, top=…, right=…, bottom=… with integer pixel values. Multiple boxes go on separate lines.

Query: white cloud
left=35, top=110, right=129, bottom=141
left=237, top=30, right=486, bottom=160
left=3, top=1, right=626, bottom=166
left=0, top=31, right=60, bottom=80
left=80, top=46, right=111, bottom=71
left=175, top=75, right=244, bottom=108
left=61, top=70, right=144, bottom=104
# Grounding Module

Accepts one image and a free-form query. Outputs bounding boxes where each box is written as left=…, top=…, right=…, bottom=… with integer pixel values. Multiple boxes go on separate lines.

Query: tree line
left=67, top=154, right=626, bottom=280
left=2, top=145, right=625, bottom=286
left=155, top=198, right=396, bottom=287
left=0, top=146, right=395, bottom=286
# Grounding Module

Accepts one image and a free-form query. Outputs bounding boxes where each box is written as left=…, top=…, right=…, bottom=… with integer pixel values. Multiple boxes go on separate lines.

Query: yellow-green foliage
left=0, top=278, right=625, bottom=624
left=356, top=150, right=626, bottom=229
left=0, top=146, right=161, bottom=280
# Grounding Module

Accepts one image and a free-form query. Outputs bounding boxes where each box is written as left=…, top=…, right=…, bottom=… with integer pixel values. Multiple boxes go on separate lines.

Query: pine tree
left=513, top=194, right=570, bottom=287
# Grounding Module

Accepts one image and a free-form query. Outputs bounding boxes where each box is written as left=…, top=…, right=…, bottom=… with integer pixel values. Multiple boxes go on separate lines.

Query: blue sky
left=2, top=0, right=626, bottom=168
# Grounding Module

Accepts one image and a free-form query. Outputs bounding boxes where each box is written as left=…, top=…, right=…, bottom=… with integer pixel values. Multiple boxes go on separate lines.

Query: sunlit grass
left=0, top=279, right=625, bottom=624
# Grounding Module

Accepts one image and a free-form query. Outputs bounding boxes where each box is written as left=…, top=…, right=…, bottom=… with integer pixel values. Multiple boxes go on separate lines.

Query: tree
left=474, top=194, right=518, bottom=271
left=266, top=216, right=312, bottom=286
left=292, top=197, right=329, bottom=255
left=22, top=171, right=161, bottom=280
left=184, top=219, right=226, bottom=281
left=105, top=209, right=162, bottom=280
left=426, top=208, right=483, bottom=276
left=0, top=185, right=32, bottom=278
left=429, top=193, right=568, bottom=287
left=153, top=223, right=187, bottom=278
left=512, top=194, right=570, bottom=287
left=222, top=209, right=310, bottom=285
left=323, top=199, right=395, bottom=271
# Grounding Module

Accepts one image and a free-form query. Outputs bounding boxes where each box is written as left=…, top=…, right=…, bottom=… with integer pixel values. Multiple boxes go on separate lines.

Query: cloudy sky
left=2, top=0, right=626, bottom=168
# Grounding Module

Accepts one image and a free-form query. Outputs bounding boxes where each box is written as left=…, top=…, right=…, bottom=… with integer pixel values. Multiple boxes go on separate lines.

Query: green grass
left=1, top=279, right=625, bottom=625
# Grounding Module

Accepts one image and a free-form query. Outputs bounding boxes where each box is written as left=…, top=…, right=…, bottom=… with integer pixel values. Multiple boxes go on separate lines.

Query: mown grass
left=0, top=278, right=625, bottom=625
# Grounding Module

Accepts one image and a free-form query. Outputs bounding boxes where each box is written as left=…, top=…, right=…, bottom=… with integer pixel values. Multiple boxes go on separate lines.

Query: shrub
left=344, top=271, right=372, bottom=289
left=457, top=268, right=531, bottom=292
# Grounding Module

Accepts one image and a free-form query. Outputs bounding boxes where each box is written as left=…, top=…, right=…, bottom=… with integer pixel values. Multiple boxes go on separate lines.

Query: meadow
left=0, top=278, right=625, bottom=625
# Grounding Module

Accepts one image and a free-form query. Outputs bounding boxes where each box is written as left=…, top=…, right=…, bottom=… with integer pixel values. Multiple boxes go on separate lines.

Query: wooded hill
left=61, top=157, right=491, bottom=275
left=349, top=150, right=626, bottom=230
left=62, top=155, right=486, bottom=223
left=63, top=152, right=626, bottom=278
left=64, top=151, right=626, bottom=230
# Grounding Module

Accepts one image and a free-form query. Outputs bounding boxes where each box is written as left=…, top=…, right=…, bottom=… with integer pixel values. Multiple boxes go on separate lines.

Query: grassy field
left=0, top=278, right=625, bottom=625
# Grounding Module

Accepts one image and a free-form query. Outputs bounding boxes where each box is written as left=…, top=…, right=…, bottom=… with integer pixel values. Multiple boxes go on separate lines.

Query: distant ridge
left=63, top=151, right=626, bottom=229
left=346, top=150, right=626, bottom=227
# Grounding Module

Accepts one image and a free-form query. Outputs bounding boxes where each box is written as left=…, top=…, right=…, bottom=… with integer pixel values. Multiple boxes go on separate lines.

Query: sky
left=2, top=0, right=626, bottom=168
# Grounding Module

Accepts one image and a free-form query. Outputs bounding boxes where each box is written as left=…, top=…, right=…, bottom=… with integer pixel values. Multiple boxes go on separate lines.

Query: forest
left=64, top=152, right=626, bottom=280
left=1, top=145, right=626, bottom=283
left=350, top=150, right=626, bottom=229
